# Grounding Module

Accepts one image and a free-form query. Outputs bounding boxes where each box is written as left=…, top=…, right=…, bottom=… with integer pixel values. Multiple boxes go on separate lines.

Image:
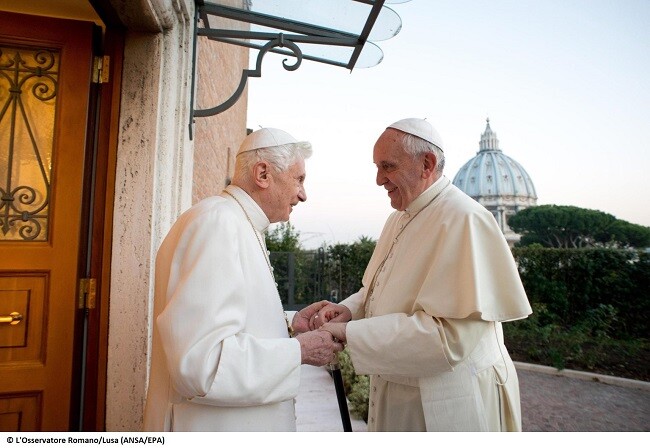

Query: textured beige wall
left=108, top=26, right=195, bottom=430
left=192, top=37, right=249, bottom=203
left=107, top=0, right=192, bottom=431
left=192, top=4, right=249, bottom=203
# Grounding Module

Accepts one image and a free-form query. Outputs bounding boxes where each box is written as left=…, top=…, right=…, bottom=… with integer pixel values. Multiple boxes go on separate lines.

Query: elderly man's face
left=266, top=158, right=307, bottom=223
left=374, top=129, right=429, bottom=211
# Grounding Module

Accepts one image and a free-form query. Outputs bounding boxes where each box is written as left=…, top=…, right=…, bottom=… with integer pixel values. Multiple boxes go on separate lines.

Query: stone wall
left=192, top=36, right=249, bottom=202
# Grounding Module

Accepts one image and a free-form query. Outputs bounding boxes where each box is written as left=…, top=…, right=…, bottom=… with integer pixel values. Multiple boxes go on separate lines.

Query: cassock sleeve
left=156, top=208, right=301, bottom=406
left=340, top=288, right=366, bottom=320
left=346, top=313, right=490, bottom=378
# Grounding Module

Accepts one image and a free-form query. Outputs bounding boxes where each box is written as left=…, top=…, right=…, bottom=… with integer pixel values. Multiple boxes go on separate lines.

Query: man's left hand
left=320, top=322, right=348, bottom=344
left=292, top=300, right=331, bottom=334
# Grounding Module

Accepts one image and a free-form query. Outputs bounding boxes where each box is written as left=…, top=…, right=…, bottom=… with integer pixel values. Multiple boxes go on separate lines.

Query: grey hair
left=399, top=132, right=445, bottom=174
left=235, top=143, right=313, bottom=175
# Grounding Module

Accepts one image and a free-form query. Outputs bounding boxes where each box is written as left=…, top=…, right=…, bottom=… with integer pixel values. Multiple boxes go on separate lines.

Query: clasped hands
left=292, top=301, right=352, bottom=367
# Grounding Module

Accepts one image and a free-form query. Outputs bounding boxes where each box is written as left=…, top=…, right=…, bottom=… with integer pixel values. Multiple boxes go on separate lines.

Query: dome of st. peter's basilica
left=452, top=119, right=537, bottom=246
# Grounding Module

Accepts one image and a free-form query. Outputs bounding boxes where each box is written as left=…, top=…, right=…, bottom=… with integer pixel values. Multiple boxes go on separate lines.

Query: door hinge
left=78, top=278, right=97, bottom=310
left=92, top=56, right=110, bottom=84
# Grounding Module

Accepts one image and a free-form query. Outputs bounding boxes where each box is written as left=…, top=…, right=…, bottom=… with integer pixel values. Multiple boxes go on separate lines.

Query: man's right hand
left=295, top=330, right=344, bottom=366
left=292, top=300, right=331, bottom=334
left=310, top=303, right=352, bottom=330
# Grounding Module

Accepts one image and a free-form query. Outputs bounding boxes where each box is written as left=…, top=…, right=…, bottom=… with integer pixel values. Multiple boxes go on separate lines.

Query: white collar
left=404, top=176, right=451, bottom=214
left=222, top=185, right=271, bottom=233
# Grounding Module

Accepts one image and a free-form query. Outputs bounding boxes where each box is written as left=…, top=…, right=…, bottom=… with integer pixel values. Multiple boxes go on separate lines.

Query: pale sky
left=246, top=0, right=650, bottom=249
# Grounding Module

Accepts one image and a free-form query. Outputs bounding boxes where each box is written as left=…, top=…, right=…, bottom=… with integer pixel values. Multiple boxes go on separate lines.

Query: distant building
left=452, top=119, right=537, bottom=246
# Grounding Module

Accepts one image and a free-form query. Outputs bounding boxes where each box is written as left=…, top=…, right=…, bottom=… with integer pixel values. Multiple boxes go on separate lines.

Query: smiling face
left=264, top=158, right=307, bottom=223
left=373, top=129, right=433, bottom=211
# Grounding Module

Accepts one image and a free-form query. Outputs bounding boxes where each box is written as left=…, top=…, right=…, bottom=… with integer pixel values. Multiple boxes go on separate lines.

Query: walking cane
left=328, top=357, right=352, bottom=432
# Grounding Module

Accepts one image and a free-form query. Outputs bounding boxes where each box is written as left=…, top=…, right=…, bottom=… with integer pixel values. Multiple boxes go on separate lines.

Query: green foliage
left=579, top=303, right=619, bottom=339
left=266, top=223, right=327, bottom=308
left=337, top=347, right=369, bottom=421
left=504, top=247, right=649, bottom=379
left=509, top=204, right=650, bottom=248
left=265, top=222, right=302, bottom=252
left=348, top=376, right=370, bottom=421
left=607, top=220, right=650, bottom=248
left=323, top=236, right=376, bottom=301
left=504, top=305, right=647, bottom=375
left=512, top=247, right=650, bottom=338
left=270, top=250, right=326, bottom=308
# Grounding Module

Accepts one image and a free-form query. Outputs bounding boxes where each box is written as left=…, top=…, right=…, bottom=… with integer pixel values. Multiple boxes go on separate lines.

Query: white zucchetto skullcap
left=238, top=128, right=311, bottom=155
left=387, top=118, right=444, bottom=151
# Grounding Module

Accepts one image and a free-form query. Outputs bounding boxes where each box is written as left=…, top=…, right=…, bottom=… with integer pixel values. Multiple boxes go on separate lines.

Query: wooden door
left=0, top=12, right=94, bottom=431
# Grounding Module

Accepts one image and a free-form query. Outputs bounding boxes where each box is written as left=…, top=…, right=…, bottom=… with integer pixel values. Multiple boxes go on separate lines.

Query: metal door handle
left=0, top=312, right=23, bottom=325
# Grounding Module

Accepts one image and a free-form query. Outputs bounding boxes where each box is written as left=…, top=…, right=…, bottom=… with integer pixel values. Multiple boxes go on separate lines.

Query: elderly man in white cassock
left=143, top=128, right=343, bottom=431
left=314, top=118, right=532, bottom=432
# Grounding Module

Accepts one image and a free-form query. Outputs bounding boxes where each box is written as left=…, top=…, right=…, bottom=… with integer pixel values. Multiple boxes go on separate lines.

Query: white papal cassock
left=143, top=185, right=301, bottom=431
left=341, top=176, right=532, bottom=431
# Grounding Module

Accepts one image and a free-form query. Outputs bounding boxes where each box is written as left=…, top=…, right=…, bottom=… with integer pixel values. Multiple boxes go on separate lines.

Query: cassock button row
left=371, top=401, right=375, bottom=407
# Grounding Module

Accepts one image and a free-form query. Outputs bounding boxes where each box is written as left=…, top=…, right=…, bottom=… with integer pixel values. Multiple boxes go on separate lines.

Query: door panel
left=0, top=12, right=94, bottom=431
left=0, top=393, right=41, bottom=431
left=0, top=274, right=47, bottom=364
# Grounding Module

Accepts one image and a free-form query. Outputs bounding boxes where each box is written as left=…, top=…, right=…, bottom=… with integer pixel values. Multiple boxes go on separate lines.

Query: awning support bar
left=194, top=34, right=303, bottom=119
